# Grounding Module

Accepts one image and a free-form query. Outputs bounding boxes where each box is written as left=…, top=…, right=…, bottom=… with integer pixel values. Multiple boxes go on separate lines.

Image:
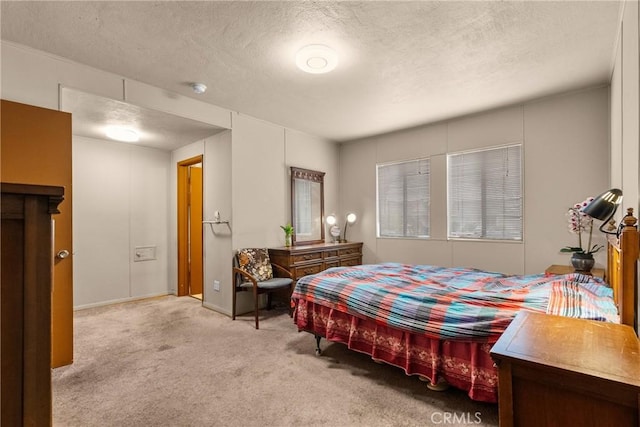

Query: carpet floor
left=52, top=296, right=498, bottom=427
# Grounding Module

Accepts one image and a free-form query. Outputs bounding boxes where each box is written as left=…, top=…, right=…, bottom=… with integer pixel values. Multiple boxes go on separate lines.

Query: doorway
left=177, top=156, right=203, bottom=299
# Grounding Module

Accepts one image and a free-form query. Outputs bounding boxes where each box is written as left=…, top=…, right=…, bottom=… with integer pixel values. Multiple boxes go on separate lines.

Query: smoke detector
left=192, top=83, right=207, bottom=94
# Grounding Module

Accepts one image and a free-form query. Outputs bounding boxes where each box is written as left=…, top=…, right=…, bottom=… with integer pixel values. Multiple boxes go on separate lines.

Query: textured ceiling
left=1, top=1, right=623, bottom=143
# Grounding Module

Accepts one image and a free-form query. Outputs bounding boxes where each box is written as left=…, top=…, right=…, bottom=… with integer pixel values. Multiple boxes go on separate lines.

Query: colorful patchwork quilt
left=291, top=263, right=619, bottom=341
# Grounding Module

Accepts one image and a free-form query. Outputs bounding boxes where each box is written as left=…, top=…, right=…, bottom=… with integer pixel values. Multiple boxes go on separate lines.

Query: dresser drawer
left=292, top=252, right=322, bottom=264
left=294, top=263, right=324, bottom=278
left=339, top=247, right=361, bottom=257
left=323, top=249, right=339, bottom=259
left=340, top=256, right=361, bottom=267
left=324, top=260, right=340, bottom=269
left=268, top=242, right=363, bottom=282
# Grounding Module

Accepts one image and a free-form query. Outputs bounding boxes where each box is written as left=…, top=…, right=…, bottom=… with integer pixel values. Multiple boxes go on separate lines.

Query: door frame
left=177, top=155, right=203, bottom=297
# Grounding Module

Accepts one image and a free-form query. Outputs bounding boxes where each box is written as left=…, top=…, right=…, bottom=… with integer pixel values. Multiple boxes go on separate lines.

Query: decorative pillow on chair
left=237, top=248, right=273, bottom=281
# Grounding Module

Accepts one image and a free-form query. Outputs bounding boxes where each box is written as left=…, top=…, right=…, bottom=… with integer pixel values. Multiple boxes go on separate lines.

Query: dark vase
left=571, top=252, right=594, bottom=273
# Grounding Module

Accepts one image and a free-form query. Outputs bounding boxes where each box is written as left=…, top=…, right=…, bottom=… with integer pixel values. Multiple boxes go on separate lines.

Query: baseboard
left=202, top=301, right=231, bottom=316
left=74, top=292, right=172, bottom=311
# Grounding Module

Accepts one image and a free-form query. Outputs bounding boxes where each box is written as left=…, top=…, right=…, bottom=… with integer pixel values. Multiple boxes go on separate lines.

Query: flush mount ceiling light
left=192, top=82, right=207, bottom=94
left=295, top=44, right=338, bottom=74
left=105, top=126, right=140, bottom=143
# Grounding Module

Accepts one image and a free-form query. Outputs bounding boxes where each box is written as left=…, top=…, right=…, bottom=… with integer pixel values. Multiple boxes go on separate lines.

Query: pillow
left=237, top=248, right=273, bottom=281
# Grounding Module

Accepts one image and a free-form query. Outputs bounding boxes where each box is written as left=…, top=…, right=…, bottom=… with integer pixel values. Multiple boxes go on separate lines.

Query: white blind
left=377, top=159, right=430, bottom=238
left=447, top=145, right=522, bottom=240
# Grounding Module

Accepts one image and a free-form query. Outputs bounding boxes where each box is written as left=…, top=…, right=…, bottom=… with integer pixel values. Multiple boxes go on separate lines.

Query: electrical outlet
left=213, top=280, right=220, bottom=291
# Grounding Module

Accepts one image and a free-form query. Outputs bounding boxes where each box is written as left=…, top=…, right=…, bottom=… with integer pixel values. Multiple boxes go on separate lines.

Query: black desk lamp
left=581, top=188, right=623, bottom=235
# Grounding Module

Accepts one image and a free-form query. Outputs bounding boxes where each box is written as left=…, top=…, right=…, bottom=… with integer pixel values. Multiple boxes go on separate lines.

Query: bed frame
left=608, top=208, right=638, bottom=330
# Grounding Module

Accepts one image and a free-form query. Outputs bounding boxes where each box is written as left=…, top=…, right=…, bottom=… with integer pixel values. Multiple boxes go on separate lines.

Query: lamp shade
left=581, top=188, right=622, bottom=220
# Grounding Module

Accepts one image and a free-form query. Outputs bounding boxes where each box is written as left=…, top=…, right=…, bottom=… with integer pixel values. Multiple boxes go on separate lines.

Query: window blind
left=377, top=159, right=430, bottom=238
left=447, top=145, right=522, bottom=240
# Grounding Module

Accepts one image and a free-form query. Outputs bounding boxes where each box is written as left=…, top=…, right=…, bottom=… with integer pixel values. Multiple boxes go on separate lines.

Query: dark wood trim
left=1, top=182, right=65, bottom=214
left=1, top=183, right=64, bottom=427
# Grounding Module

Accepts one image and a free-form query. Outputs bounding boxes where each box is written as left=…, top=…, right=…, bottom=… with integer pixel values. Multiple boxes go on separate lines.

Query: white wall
left=1, top=42, right=231, bottom=129
left=340, top=87, right=610, bottom=275
left=610, top=1, right=640, bottom=325
left=285, top=128, right=341, bottom=226
left=523, top=89, right=610, bottom=273
left=8, top=37, right=621, bottom=314
left=231, top=113, right=288, bottom=249
left=228, top=113, right=339, bottom=315
left=2, top=41, right=340, bottom=315
left=619, top=2, right=639, bottom=217
left=73, top=136, right=171, bottom=308
left=203, top=131, right=233, bottom=314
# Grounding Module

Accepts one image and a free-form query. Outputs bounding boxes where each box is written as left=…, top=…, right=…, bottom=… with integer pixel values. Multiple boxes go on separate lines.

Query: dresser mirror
left=290, top=167, right=325, bottom=245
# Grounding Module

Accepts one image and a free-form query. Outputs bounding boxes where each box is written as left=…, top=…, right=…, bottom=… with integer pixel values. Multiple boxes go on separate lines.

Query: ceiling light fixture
left=296, top=44, right=338, bottom=74
left=105, top=126, right=140, bottom=143
left=192, top=82, right=207, bottom=94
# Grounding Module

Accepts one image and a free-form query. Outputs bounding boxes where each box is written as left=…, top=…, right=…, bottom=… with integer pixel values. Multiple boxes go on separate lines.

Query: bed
left=291, top=211, right=639, bottom=403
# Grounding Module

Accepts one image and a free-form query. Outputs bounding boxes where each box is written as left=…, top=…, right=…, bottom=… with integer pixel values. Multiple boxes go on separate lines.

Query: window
left=377, top=159, right=430, bottom=238
left=447, top=144, right=522, bottom=241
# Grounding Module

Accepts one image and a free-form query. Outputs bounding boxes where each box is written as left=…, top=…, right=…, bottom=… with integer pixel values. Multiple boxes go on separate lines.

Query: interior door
left=189, top=165, right=203, bottom=296
left=177, top=156, right=203, bottom=297
left=0, top=99, right=73, bottom=367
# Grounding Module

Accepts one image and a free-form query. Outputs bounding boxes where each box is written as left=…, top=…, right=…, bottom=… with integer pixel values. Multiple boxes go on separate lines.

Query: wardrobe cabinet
left=1, top=183, right=64, bottom=427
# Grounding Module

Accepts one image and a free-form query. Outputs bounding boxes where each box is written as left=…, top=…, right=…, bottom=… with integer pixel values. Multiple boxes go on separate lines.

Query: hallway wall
left=73, top=136, right=171, bottom=308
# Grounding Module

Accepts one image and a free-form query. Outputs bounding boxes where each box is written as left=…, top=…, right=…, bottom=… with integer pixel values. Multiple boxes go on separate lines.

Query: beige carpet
left=53, top=296, right=498, bottom=427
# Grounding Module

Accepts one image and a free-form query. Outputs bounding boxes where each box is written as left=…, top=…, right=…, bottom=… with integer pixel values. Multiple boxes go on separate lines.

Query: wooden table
left=490, top=311, right=640, bottom=427
left=545, top=264, right=605, bottom=280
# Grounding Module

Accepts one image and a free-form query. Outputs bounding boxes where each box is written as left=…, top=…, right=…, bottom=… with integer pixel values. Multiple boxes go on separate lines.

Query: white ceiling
left=1, top=1, right=623, bottom=144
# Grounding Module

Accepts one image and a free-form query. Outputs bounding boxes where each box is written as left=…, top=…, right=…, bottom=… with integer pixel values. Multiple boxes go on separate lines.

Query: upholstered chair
left=232, top=248, right=293, bottom=329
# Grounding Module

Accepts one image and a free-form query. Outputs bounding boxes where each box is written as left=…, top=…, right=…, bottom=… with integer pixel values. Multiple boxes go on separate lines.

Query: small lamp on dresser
left=341, top=213, right=357, bottom=243
left=326, top=214, right=339, bottom=243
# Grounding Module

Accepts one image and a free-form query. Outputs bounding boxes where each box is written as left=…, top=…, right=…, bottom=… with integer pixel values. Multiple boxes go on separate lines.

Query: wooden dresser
left=1, top=183, right=64, bottom=427
left=269, top=242, right=363, bottom=281
left=490, top=311, right=640, bottom=427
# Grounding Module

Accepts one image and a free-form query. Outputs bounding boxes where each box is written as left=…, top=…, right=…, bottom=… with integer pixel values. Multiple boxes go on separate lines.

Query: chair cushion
left=237, top=248, right=273, bottom=281
left=239, top=277, right=293, bottom=289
